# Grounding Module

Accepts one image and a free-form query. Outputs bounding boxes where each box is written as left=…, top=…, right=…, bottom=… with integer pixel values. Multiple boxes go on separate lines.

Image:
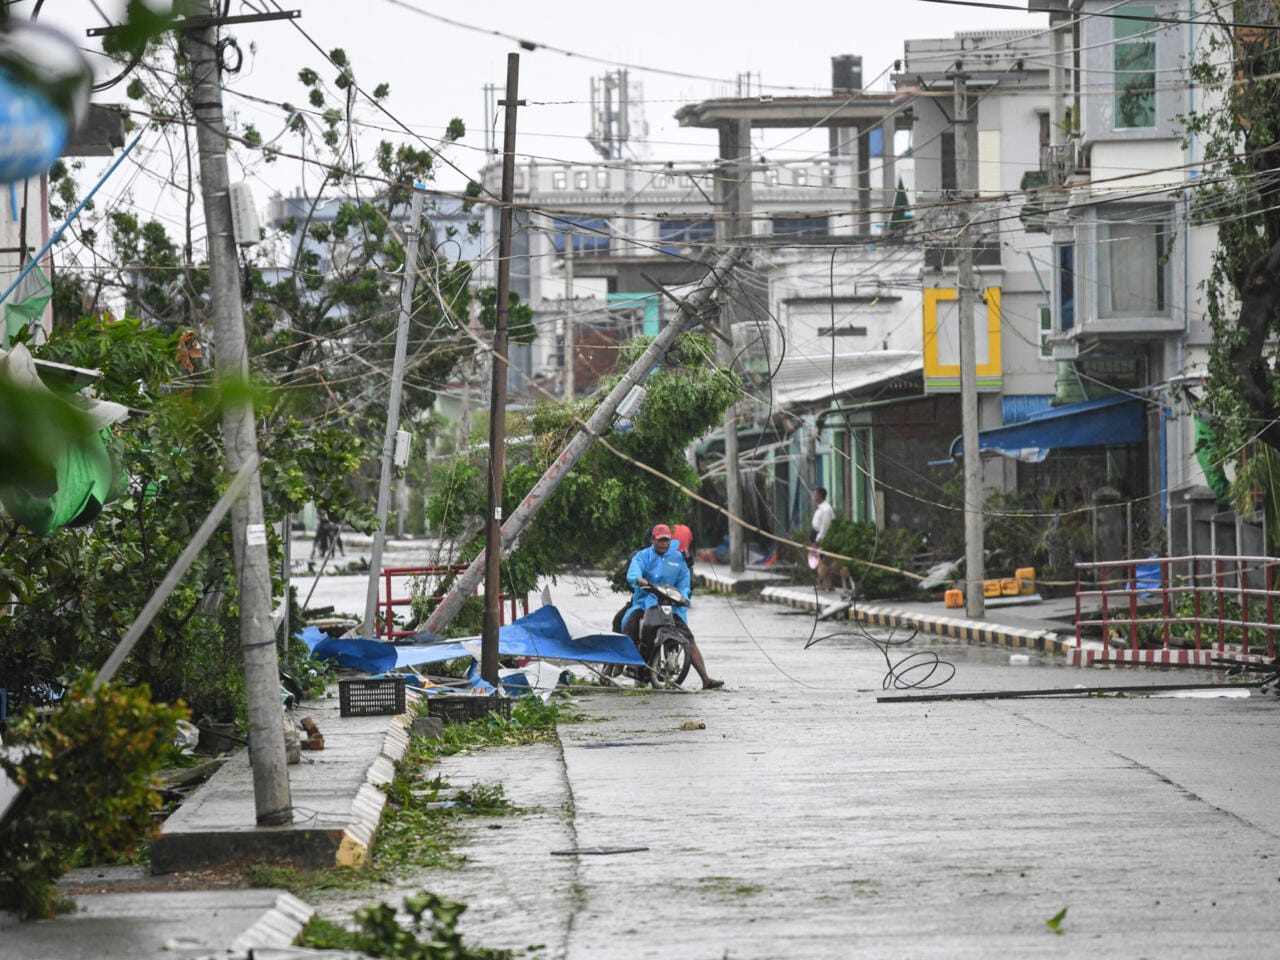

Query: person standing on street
left=810, top=487, right=837, bottom=590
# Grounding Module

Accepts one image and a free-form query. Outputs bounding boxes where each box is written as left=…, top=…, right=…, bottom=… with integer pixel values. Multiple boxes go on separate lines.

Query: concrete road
left=381, top=578, right=1280, bottom=959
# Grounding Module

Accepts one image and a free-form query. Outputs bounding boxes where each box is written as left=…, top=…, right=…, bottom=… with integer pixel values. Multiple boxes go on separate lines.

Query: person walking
left=810, top=487, right=837, bottom=591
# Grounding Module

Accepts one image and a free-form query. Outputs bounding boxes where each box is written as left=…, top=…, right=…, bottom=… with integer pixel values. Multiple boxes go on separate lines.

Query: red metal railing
left=378, top=564, right=529, bottom=640
left=1074, top=554, right=1280, bottom=665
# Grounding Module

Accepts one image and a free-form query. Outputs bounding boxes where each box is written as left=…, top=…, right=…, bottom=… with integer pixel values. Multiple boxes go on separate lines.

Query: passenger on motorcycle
left=620, top=524, right=724, bottom=690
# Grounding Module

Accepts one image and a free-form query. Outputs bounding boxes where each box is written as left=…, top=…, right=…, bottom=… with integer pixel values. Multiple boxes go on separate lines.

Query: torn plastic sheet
left=299, top=603, right=644, bottom=674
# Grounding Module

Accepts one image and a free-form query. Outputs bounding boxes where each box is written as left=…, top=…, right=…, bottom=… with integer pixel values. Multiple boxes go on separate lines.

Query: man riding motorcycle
left=619, top=523, right=723, bottom=690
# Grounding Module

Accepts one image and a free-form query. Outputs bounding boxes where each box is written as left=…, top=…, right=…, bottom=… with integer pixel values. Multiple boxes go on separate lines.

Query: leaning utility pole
left=953, top=67, right=985, bottom=618
left=362, top=189, right=425, bottom=638
left=423, top=247, right=742, bottom=638
left=481, top=53, right=522, bottom=686
left=190, top=0, right=291, bottom=824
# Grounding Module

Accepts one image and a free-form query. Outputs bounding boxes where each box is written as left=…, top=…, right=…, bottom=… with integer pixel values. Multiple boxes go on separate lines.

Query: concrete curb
left=228, top=890, right=315, bottom=953
left=758, top=584, right=1073, bottom=655
left=150, top=696, right=413, bottom=874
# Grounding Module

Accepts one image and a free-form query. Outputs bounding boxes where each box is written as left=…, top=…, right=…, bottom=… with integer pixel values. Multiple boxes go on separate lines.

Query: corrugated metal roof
left=765, top=351, right=923, bottom=410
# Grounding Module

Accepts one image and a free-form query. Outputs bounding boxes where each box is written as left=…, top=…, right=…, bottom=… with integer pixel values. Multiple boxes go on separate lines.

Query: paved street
left=355, top=577, right=1280, bottom=959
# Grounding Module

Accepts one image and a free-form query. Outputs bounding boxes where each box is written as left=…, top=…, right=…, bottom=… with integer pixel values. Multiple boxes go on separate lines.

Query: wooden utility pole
left=481, top=53, right=522, bottom=686
left=953, top=68, right=985, bottom=618
left=362, top=190, right=425, bottom=638
left=190, top=0, right=291, bottom=825
left=424, top=247, right=742, bottom=637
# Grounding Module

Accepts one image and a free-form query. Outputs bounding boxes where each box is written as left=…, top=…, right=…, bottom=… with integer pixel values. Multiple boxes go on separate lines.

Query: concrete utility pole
left=423, top=247, right=742, bottom=637
left=481, top=53, right=522, bottom=685
left=953, top=68, right=985, bottom=619
left=362, top=189, right=425, bottom=638
left=715, top=118, right=752, bottom=573
left=563, top=227, right=575, bottom=399
left=190, top=0, right=291, bottom=825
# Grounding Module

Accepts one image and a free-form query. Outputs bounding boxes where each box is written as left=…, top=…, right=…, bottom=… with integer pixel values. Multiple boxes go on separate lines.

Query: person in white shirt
left=810, top=487, right=838, bottom=591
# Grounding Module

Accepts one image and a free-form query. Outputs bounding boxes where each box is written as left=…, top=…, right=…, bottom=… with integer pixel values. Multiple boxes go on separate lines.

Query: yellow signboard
left=922, top=286, right=1002, bottom=392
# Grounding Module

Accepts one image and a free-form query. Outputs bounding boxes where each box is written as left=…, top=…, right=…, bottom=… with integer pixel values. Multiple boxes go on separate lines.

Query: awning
left=768, top=351, right=922, bottom=410
left=951, top=393, right=1145, bottom=463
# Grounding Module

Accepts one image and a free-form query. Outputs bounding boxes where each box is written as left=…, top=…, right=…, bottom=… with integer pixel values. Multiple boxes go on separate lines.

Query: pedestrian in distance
left=810, top=487, right=837, bottom=591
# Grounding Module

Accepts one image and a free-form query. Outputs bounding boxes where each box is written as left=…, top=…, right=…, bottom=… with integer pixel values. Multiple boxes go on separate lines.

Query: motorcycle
left=633, top=582, right=694, bottom=688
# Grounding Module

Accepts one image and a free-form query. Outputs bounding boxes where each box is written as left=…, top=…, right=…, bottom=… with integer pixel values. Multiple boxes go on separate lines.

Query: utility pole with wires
left=952, top=66, right=985, bottom=619
left=481, top=53, right=523, bottom=687
left=190, top=0, right=291, bottom=826
left=361, top=188, right=425, bottom=639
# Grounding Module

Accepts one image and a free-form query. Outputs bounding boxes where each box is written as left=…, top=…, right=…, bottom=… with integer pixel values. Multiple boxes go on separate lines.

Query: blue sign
left=0, top=70, right=67, bottom=184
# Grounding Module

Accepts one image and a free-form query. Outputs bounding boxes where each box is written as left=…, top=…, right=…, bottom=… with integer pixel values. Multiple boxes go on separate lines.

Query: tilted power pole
left=190, top=0, right=291, bottom=825
left=423, top=247, right=742, bottom=637
left=362, top=189, right=425, bottom=638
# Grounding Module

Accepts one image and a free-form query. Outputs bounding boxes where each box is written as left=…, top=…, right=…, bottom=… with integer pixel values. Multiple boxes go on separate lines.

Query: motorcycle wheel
left=648, top=633, right=692, bottom=688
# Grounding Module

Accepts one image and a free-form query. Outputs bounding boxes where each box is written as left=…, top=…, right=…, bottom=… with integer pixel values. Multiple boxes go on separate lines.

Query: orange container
left=1001, top=578, right=1021, bottom=596
left=944, top=589, right=964, bottom=608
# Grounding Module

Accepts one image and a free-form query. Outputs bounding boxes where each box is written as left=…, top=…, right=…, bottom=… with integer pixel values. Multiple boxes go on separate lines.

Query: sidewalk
left=695, top=561, right=1080, bottom=656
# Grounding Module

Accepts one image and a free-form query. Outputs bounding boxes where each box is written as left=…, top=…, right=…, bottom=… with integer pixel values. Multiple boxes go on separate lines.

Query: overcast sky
left=23, top=1, right=1048, bottom=218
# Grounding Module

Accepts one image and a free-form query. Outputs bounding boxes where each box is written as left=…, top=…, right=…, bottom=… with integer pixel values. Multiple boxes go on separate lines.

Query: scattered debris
left=679, top=720, right=705, bottom=731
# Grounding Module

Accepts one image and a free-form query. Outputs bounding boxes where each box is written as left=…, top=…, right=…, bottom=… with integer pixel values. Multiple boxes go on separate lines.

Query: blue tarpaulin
left=951, top=394, right=1145, bottom=463
left=300, top=604, right=644, bottom=673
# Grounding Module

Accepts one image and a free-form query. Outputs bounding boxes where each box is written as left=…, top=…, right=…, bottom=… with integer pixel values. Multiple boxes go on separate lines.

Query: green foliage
left=1180, top=8, right=1280, bottom=541
left=1046, top=906, right=1068, bottom=935
left=817, top=518, right=922, bottom=598
left=299, top=890, right=512, bottom=959
left=0, top=677, right=188, bottom=918
left=425, top=333, right=738, bottom=597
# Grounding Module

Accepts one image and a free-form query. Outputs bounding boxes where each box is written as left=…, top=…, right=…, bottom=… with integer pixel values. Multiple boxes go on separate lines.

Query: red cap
left=651, top=523, right=673, bottom=540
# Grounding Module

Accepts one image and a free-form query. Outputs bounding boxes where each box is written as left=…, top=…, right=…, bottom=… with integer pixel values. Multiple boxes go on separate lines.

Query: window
left=1097, top=215, right=1168, bottom=318
left=596, top=169, right=610, bottom=189
left=552, top=170, right=568, bottom=190
left=1057, top=244, right=1075, bottom=332
left=1039, top=305, right=1053, bottom=358
left=793, top=169, right=808, bottom=186
left=940, top=131, right=956, bottom=192
left=550, top=216, right=610, bottom=255
left=658, top=217, right=716, bottom=253
left=766, top=168, right=780, bottom=186
left=772, top=215, right=829, bottom=238
left=821, top=164, right=836, bottom=186
left=1114, top=5, right=1156, bottom=129
left=575, top=171, right=590, bottom=190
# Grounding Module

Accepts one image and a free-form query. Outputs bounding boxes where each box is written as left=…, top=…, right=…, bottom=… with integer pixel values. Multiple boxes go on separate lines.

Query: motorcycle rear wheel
left=649, top=633, right=692, bottom=688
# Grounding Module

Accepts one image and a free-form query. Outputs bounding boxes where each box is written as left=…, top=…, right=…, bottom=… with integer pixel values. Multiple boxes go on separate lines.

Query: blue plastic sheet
left=300, top=605, right=644, bottom=672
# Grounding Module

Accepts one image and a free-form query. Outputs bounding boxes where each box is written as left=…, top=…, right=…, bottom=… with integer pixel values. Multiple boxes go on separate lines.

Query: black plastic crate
left=426, top=696, right=512, bottom=726
left=338, top=677, right=407, bottom=717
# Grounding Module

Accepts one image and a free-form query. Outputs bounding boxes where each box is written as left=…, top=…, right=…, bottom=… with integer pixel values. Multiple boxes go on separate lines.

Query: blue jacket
left=623, top=544, right=691, bottom=625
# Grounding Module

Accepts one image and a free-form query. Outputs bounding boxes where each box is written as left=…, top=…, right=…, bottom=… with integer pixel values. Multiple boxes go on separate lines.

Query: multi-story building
left=1033, top=0, right=1227, bottom=558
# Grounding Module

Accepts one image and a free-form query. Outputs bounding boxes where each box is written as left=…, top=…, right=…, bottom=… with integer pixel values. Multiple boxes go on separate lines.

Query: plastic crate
left=426, top=696, right=511, bottom=726
left=338, top=677, right=407, bottom=717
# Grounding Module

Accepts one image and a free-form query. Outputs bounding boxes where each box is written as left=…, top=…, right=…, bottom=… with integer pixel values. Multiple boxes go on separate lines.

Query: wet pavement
left=10, top=569, right=1280, bottom=958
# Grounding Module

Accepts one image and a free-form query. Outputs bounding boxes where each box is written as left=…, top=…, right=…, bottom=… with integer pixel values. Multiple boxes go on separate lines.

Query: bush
left=819, top=518, right=923, bottom=599
left=0, top=676, right=188, bottom=918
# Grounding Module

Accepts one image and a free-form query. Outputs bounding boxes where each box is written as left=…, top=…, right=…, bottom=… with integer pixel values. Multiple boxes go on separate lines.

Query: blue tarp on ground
left=300, top=604, right=644, bottom=673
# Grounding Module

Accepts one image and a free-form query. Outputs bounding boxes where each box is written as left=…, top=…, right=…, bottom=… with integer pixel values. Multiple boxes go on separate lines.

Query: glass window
left=1114, top=5, right=1156, bottom=129
left=1098, top=216, right=1168, bottom=318
left=552, top=170, right=567, bottom=190
left=794, top=169, right=808, bottom=186
left=550, top=216, right=610, bottom=255
left=766, top=168, right=780, bottom=187
left=1057, top=244, right=1075, bottom=332
left=575, top=171, right=590, bottom=190
left=596, top=169, right=610, bottom=189
left=658, top=217, right=716, bottom=253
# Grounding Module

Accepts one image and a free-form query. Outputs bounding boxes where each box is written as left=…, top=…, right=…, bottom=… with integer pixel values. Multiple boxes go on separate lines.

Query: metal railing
left=1075, top=554, right=1280, bottom=660
left=378, top=564, right=528, bottom=641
